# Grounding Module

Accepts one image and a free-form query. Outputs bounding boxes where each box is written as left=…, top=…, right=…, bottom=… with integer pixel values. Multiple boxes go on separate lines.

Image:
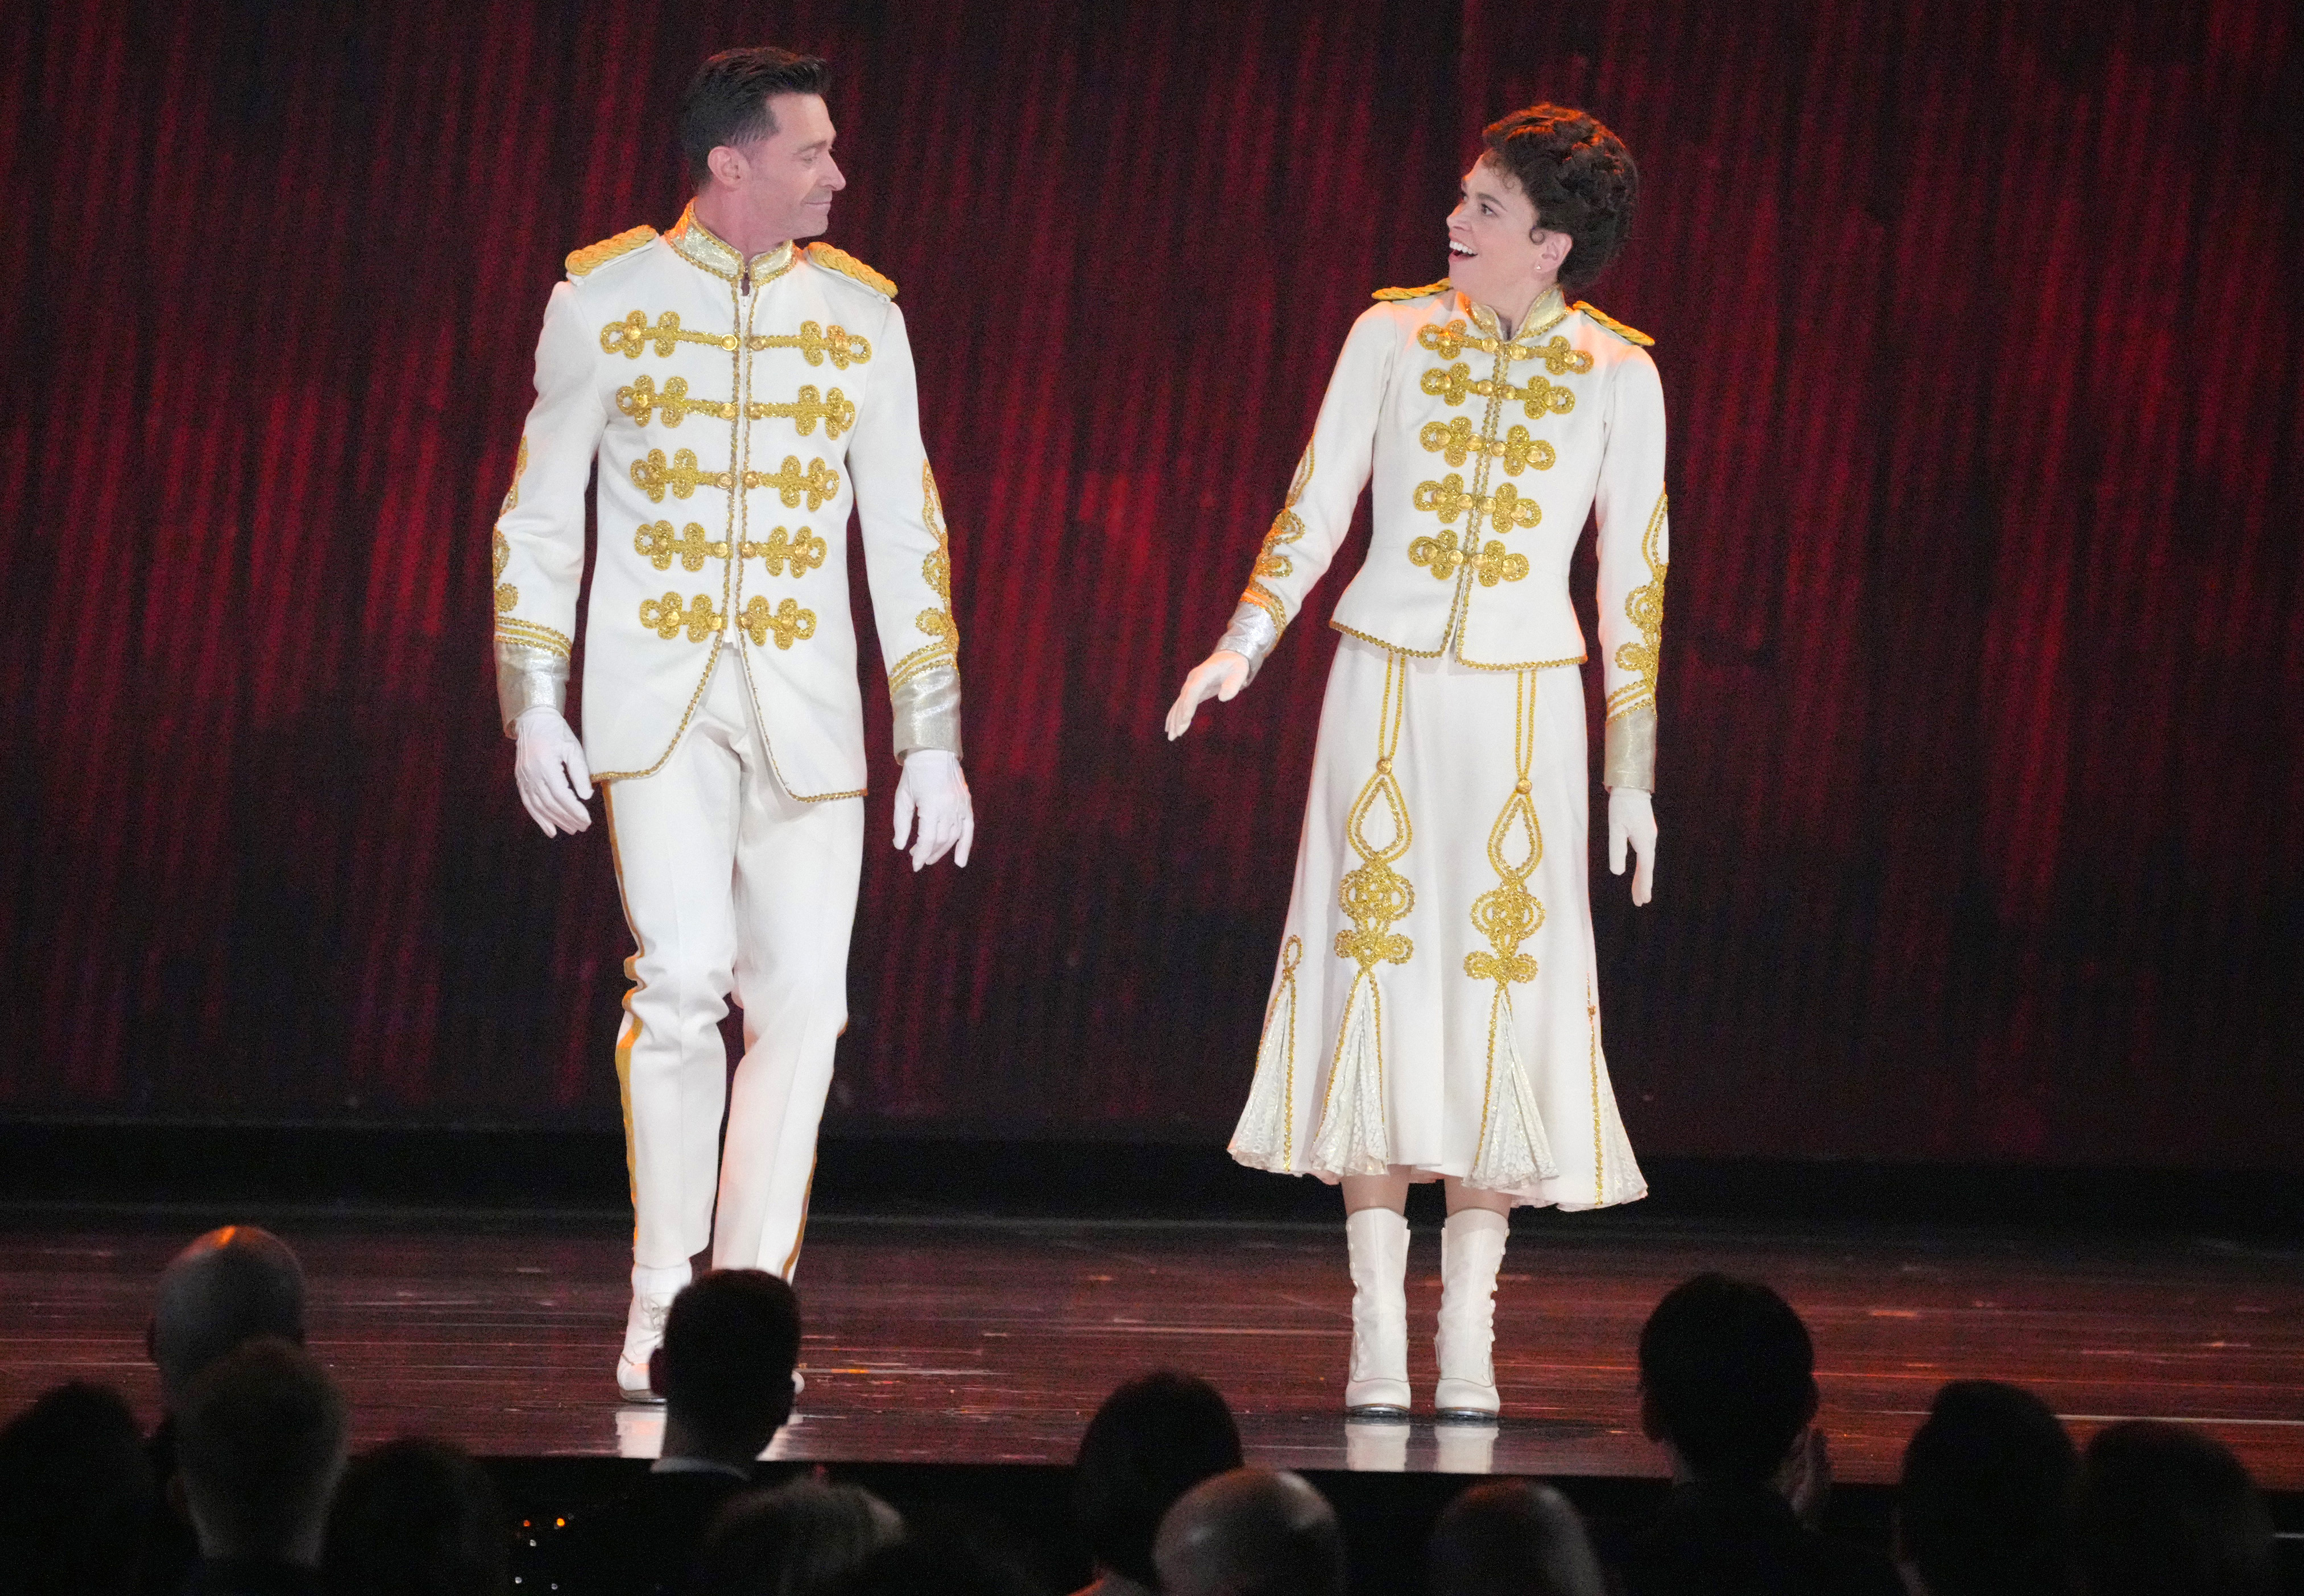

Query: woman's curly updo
left=1479, top=104, right=1639, bottom=291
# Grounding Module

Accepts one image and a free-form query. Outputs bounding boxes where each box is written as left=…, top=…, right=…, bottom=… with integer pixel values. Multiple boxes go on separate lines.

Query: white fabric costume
left=1219, top=280, right=1662, bottom=1210
left=492, top=206, right=961, bottom=1274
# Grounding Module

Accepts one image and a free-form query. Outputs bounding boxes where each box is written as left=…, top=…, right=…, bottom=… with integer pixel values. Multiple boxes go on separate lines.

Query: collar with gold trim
left=665, top=204, right=796, bottom=288
left=1462, top=284, right=1570, bottom=346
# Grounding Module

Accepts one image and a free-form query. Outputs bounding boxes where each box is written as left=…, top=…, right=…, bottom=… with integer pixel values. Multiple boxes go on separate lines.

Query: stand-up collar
left=665, top=204, right=796, bottom=286
left=1464, top=283, right=1569, bottom=345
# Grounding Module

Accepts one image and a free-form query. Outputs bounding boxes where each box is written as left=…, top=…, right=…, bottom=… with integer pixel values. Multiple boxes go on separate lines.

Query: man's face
left=1446, top=157, right=1561, bottom=310
left=712, top=92, right=845, bottom=246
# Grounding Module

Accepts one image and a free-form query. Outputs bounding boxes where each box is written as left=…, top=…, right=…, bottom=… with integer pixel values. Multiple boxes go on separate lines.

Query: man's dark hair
left=323, top=1436, right=508, bottom=1596
left=1428, top=1480, right=1607, bottom=1596
left=661, top=1268, right=803, bottom=1451
left=2070, top=1421, right=2276, bottom=1596
left=680, top=47, right=831, bottom=187
left=1896, top=1381, right=2077, bottom=1596
left=694, top=1478, right=901, bottom=1596
left=1479, top=103, right=1638, bottom=291
left=1073, top=1370, right=1244, bottom=1585
left=1637, top=1273, right=1817, bottom=1482
left=176, top=1337, right=349, bottom=1562
left=0, top=1382, right=158, bottom=1596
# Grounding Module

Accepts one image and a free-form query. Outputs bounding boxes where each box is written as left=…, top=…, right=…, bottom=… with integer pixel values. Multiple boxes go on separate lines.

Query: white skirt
left=1230, top=635, right=1646, bottom=1210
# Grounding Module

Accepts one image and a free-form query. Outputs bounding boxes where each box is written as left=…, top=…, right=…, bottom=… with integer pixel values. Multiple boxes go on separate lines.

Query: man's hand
left=1608, top=786, right=1657, bottom=905
left=514, top=706, right=594, bottom=836
left=1776, top=1427, right=1833, bottom=1528
left=892, top=749, right=973, bottom=872
left=1164, top=650, right=1251, bottom=741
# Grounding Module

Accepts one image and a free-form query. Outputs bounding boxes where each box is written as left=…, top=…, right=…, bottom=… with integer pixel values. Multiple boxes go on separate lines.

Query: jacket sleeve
left=1594, top=347, right=1669, bottom=790
left=1215, top=306, right=1399, bottom=679
left=492, top=279, right=608, bottom=735
left=844, top=302, right=962, bottom=760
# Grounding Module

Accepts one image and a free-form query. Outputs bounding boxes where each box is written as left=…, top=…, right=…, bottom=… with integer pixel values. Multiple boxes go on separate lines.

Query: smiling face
left=1446, top=156, right=1573, bottom=325
left=702, top=92, right=846, bottom=251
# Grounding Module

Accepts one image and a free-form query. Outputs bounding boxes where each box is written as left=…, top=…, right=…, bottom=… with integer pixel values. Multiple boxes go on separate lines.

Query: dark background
left=3, top=0, right=2298, bottom=1169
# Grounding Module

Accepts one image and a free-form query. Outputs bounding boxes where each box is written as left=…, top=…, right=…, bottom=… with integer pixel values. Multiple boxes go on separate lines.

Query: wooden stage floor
left=4, top=1213, right=2299, bottom=1487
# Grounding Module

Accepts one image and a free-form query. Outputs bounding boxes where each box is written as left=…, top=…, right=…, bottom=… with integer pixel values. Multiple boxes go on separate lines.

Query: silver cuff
left=495, top=640, right=569, bottom=738
left=1603, top=703, right=1657, bottom=791
left=1215, top=601, right=1282, bottom=683
left=892, top=662, right=962, bottom=760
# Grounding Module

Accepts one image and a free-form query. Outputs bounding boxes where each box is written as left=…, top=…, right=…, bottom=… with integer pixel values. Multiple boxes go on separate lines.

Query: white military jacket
left=1218, top=281, right=1667, bottom=788
left=491, top=205, right=961, bottom=798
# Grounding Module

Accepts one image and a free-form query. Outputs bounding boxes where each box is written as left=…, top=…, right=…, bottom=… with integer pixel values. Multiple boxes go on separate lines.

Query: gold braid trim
left=1605, top=491, right=1669, bottom=722
left=495, top=615, right=572, bottom=658
left=1242, top=442, right=1314, bottom=630
left=1372, top=279, right=1450, bottom=302
left=566, top=226, right=659, bottom=278
left=1574, top=300, right=1654, bottom=347
left=805, top=242, right=897, bottom=298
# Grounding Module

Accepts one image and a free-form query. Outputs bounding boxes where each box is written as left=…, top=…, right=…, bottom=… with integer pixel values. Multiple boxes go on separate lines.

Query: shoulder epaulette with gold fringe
left=1372, top=279, right=1451, bottom=302
left=1574, top=300, right=1654, bottom=346
left=805, top=242, right=897, bottom=299
left=565, top=226, right=659, bottom=279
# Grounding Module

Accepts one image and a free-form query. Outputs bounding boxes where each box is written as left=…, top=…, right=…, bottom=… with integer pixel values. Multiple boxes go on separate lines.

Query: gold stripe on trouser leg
left=603, top=786, right=644, bottom=1229
left=780, top=1158, right=816, bottom=1281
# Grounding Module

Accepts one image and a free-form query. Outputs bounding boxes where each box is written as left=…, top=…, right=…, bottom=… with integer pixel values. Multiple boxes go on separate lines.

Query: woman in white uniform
left=1166, top=104, right=1666, bottom=1422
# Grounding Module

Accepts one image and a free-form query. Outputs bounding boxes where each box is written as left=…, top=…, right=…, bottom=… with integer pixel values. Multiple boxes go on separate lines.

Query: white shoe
left=1343, top=1208, right=1411, bottom=1419
left=616, top=1262, right=690, bottom=1403
left=1434, top=1209, right=1507, bottom=1421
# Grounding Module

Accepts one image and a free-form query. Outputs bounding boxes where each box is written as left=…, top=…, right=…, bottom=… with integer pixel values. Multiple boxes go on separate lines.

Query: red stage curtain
left=2, top=0, right=2298, bottom=1166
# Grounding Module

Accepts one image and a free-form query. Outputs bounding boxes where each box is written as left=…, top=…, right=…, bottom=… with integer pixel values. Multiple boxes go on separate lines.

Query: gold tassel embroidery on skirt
left=1464, top=669, right=1558, bottom=1188
left=1310, top=650, right=1413, bottom=1177
left=1230, top=935, right=1303, bottom=1171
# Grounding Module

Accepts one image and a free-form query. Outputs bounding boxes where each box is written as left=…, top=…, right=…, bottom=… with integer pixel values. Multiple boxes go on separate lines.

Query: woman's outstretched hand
left=1164, top=650, right=1251, bottom=741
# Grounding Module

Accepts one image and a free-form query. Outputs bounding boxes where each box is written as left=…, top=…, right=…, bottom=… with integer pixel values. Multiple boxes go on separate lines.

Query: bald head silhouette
left=1428, top=1480, right=1607, bottom=1596
left=1153, top=1468, right=1344, bottom=1596
left=149, top=1226, right=307, bottom=1408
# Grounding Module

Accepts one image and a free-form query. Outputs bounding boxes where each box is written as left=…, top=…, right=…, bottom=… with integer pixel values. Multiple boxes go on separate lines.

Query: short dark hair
left=1073, top=1370, right=1244, bottom=1585
left=1637, top=1274, right=1817, bottom=1482
left=323, top=1436, right=509, bottom=1596
left=661, top=1269, right=803, bottom=1449
left=680, top=47, right=831, bottom=188
left=0, top=1382, right=157, bottom=1596
left=1479, top=103, right=1639, bottom=291
left=1897, top=1381, right=2077, bottom=1596
left=1428, top=1480, right=1606, bottom=1596
left=176, top=1337, right=349, bottom=1561
left=2071, top=1421, right=2276, bottom=1596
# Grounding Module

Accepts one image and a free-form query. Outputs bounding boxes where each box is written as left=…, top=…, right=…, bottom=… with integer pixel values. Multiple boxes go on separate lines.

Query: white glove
left=513, top=706, right=594, bottom=837
left=1607, top=786, right=1657, bottom=905
left=1163, top=650, right=1251, bottom=740
left=893, top=749, right=973, bottom=871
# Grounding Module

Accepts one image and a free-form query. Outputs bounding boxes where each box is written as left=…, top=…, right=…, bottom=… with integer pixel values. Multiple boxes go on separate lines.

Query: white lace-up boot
left=1433, top=1208, right=1508, bottom=1420
left=615, top=1261, right=690, bottom=1403
left=1343, top=1207, right=1411, bottom=1419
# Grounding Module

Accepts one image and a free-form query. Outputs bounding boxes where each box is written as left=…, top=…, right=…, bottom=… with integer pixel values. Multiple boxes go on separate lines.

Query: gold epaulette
left=1372, top=279, right=1451, bottom=302
left=565, top=226, right=659, bottom=279
left=1574, top=300, right=1654, bottom=346
left=805, top=242, right=897, bottom=299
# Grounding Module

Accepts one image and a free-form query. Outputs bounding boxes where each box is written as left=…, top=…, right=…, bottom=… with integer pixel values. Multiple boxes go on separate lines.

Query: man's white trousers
left=602, top=652, right=863, bottom=1276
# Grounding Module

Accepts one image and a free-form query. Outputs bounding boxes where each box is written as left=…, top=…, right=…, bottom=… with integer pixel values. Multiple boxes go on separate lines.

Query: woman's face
left=1446, top=157, right=1569, bottom=317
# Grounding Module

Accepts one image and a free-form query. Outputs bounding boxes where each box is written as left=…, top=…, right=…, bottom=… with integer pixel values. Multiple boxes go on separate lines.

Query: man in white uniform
left=491, top=47, right=974, bottom=1398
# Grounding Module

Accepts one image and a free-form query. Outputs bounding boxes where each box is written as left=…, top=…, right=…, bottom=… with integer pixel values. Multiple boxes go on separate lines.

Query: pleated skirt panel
left=1230, top=634, right=1646, bottom=1211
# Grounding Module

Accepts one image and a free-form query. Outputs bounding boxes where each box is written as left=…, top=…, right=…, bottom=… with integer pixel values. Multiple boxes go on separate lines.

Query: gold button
left=722, top=335, right=739, bottom=350
left=1515, top=778, right=1531, bottom=794
left=1376, top=758, right=1392, bottom=774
